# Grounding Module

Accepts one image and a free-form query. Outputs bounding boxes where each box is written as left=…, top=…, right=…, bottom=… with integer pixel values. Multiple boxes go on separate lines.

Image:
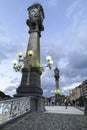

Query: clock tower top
left=26, top=3, right=45, bottom=35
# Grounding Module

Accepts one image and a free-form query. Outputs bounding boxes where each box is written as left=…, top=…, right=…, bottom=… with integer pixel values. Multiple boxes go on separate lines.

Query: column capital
left=26, top=3, right=44, bottom=36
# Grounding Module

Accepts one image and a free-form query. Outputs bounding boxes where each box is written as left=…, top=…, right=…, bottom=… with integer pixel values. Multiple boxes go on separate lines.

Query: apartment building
left=80, top=80, right=87, bottom=97
left=69, top=79, right=87, bottom=102
left=69, top=85, right=81, bottom=102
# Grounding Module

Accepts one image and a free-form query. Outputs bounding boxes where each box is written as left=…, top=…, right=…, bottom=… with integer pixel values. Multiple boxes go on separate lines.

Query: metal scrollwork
left=0, top=97, right=30, bottom=124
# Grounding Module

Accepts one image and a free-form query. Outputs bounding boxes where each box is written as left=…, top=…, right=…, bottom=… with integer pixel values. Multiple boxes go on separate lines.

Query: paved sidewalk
left=45, top=106, right=84, bottom=115
left=0, top=114, right=8, bottom=124
left=1, top=106, right=87, bottom=130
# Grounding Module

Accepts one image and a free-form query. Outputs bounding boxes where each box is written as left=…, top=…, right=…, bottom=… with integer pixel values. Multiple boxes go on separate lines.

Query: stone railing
left=0, top=97, right=30, bottom=124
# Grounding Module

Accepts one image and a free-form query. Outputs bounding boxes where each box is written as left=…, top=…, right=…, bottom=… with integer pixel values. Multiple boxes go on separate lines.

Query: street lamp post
left=51, top=89, right=60, bottom=105
left=12, top=3, right=53, bottom=111
left=54, top=67, right=60, bottom=105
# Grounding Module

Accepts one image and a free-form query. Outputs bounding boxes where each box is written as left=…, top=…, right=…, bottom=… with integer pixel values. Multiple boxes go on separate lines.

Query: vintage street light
left=13, top=52, right=53, bottom=72
left=54, top=67, right=60, bottom=105
left=51, top=89, right=60, bottom=105
left=54, top=89, right=60, bottom=95
left=12, top=3, right=53, bottom=111
left=51, top=89, right=60, bottom=95
left=13, top=50, right=34, bottom=72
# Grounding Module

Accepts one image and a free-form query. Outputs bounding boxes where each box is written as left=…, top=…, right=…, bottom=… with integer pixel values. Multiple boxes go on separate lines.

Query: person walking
left=64, top=98, right=68, bottom=109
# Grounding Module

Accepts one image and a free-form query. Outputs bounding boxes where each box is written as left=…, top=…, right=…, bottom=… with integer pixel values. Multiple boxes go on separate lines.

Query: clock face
left=30, top=8, right=38, bottom=17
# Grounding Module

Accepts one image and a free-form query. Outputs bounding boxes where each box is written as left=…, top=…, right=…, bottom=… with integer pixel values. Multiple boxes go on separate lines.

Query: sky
left=0, top=0, right=87, bottom=97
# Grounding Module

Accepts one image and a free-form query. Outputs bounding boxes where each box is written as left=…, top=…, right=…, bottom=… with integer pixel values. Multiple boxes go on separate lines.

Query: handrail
left=0, top=97, right=30, bottom=124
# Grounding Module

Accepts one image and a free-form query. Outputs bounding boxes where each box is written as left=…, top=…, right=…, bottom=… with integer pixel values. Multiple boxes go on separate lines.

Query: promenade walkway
left=45, top=106, right=84, bottom=114
left=0, top=106, right=87, bottom=130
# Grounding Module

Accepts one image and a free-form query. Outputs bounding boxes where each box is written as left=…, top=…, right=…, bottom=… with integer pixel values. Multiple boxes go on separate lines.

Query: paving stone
left=1, top=112, right=87, bottom=130
left=1, top=106, right=87, bottom=130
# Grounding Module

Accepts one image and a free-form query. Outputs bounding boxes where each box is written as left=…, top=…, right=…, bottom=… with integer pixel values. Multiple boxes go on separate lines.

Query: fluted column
left=15, top=3, right=44, bottom=97
left=54, top=67, right=60, bottom=105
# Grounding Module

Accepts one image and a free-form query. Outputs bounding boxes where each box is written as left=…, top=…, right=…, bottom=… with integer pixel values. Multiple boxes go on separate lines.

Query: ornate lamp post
left=54, top=67, right=60, bottom=105
left=12, top=3, right=53, bottom=111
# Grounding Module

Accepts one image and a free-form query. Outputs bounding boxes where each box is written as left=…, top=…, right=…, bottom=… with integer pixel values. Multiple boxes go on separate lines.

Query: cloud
left=0, top=59, right=21, bottom=94
left=0, top=23, right=27, bottom=63
left=5, top=86, right=17, bottom=97
left=44, top=0, right=58, bottom=7
left=68, top=52, right=87, bottom=69
left=66, top=0, right=87, bottom=36
left=63, top=82, right=81, bottom=91
left=66, top=0, right=82, bottom=17
left=0, top=53, right=8, bottom=62
left=10, top=78, right=21, bottom=84
left=77, top=23, right=87, bottom=44
left=41, top=68, right=55, bottom=96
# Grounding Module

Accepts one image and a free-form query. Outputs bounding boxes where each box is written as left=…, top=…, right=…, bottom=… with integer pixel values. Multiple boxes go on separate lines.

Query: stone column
left=54, top=67, right=60, bottom=105
left=14, top=4, right=45, bottom=103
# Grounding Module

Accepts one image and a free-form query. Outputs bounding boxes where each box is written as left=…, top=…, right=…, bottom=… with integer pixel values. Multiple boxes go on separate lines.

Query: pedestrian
left=64, top=98, right=68, bottom=109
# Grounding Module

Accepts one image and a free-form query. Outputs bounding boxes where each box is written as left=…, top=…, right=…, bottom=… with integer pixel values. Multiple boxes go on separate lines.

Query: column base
left=14, top=85, right=43, bottom=97
left=30, top=96, right=45, bottom=111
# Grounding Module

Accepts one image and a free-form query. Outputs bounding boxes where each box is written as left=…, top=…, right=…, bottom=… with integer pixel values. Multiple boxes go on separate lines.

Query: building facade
left=69, top=85, right=81, bottom=102
left=69, top=80, right=87, bottom=106
left=80, top=80, right=87, bottom=97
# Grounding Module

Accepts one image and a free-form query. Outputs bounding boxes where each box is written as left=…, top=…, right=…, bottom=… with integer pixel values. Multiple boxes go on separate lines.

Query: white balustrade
left=0, top=97, right=30, bottom=124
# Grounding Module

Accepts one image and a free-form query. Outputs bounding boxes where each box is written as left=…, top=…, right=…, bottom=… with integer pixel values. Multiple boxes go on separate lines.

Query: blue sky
left=0, top=0, right=87, bottom=97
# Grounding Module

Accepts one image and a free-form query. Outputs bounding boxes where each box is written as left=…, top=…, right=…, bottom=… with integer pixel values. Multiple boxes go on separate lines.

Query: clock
left=27, top=4, right=44, bottom=31
left=54, top=67, right=59, bottom=76
left=30, top=8, right=39, bottom=17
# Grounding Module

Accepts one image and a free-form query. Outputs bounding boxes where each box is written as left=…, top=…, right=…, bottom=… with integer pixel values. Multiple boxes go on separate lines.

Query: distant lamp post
left=51, top=89, right=60, bottom=105
left=69, top=90, right=72, bottom=103
left=54, top=66, right=60, bottom=105
left=55, top=89, right=60, bottom=105
left=54, top=89, right=60, bottom=95
left=51, top=89, right=60, bottom=95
